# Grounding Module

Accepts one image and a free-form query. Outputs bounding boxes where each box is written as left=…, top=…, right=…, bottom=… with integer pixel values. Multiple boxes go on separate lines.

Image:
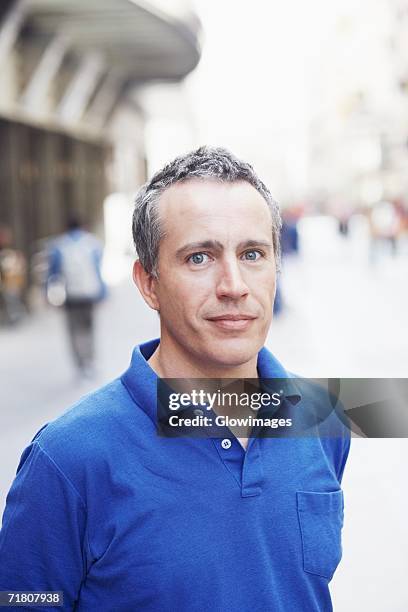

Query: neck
left=148, top=334, right=258, bottom=379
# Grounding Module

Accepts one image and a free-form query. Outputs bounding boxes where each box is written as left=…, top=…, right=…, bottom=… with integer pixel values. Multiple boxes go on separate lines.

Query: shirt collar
left=121, top=338, right=301, bottom=424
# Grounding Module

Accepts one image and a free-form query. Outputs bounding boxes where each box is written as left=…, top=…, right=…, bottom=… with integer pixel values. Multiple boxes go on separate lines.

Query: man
left=47, top=217, right=106, bottom=376
left=0, top=147, right=350, bottom=611
left=0, top=224, right=27, bottom=325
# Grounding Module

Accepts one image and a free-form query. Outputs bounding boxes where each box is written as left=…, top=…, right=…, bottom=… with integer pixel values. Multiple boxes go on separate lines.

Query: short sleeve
left=335, top=432, right=351, bottom=484
left=0, top=442, right=91, bottom=610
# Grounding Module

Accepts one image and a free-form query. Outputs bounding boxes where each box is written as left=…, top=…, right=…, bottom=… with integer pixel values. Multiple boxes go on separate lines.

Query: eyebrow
left=175, top=239, right=273, bottom=259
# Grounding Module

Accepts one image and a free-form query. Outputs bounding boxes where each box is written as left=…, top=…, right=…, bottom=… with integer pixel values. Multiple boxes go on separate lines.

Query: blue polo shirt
left=0, top=339, right=350, bottom=611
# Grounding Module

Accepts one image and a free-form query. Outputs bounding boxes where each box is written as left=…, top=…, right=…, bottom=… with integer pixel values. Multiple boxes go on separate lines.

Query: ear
left=133, top=260, right=160, bottom=311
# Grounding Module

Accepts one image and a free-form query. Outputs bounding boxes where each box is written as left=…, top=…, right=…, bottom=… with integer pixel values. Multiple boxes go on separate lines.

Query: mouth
left=205, top=314, right=257, bottom=331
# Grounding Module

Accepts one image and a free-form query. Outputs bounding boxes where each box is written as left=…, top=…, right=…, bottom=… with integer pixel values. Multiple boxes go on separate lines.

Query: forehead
left=158, top=179, right=272, bottom=242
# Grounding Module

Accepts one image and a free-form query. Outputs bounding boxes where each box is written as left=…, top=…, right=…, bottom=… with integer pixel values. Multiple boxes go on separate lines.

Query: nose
left=215, top=256, right=249, bottom=300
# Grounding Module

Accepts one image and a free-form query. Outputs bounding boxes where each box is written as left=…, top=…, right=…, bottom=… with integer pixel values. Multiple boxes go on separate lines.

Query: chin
left=205, top=337, right=261, bottom=369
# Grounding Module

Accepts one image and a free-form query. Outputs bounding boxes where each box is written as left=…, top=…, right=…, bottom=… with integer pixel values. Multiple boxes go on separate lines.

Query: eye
left=242, top=249, right=263, bottom=261
left=188, top=252, right=210, bottom=265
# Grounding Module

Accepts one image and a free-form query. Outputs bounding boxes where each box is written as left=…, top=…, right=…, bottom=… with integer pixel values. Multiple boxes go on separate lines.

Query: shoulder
left=286, top=375, right=351, bottom=481
left=287, top=375, right=349, bottom=434
left=36, top=379, right=133, bottom=446
left=81, top=231, right=103, bottom=250
left=30, top=378, right=147, bottom=487
left=48, top=233, right=71, bottom=256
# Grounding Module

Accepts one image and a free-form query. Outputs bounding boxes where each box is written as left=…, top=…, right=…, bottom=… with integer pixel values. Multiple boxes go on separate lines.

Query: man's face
left=151, top=178, right=277, bottom=369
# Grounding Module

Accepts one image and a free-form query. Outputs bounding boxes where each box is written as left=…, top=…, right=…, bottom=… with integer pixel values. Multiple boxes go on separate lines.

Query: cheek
left=249, top=270, right=276, bottom=303
left=156, top=275, right=209, bottom=320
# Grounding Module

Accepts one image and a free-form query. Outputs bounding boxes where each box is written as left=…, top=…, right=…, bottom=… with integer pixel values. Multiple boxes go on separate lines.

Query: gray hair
left=132, top=146, right=282, bottom=277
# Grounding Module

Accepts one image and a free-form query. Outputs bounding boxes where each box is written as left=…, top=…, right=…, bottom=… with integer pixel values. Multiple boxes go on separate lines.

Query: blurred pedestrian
left=332, top=200, right=353, bottom=237
left=0, top=225, right=27, bottom=325
left=274, top=207, right=301, bottom=315
left=47, top=217, right=106, bottom=376
left=369, top=199, right=401, bottom=262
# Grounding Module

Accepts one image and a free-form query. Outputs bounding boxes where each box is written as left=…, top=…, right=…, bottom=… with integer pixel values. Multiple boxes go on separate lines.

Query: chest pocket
left=296, top=490, right=344, bottom=580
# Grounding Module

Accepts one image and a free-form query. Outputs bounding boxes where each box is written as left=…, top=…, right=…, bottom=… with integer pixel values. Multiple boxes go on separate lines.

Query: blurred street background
left=1, top=0, right=408, bottom=610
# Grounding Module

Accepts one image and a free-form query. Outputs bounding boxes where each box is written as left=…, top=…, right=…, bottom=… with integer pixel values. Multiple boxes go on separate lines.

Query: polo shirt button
left=221, top=439, right=232, bottom=449
left=194, top=409, right=204, bottom=416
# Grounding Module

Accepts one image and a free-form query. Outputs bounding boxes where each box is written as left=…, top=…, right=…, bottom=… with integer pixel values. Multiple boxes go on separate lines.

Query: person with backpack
left=47, top=217, right=107, bottom=376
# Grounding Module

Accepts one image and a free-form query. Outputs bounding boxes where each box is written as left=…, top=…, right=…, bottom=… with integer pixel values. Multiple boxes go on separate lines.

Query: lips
left=206, top=314, right=257, bottom=331
left=207, top=314, right=256, bottom=321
